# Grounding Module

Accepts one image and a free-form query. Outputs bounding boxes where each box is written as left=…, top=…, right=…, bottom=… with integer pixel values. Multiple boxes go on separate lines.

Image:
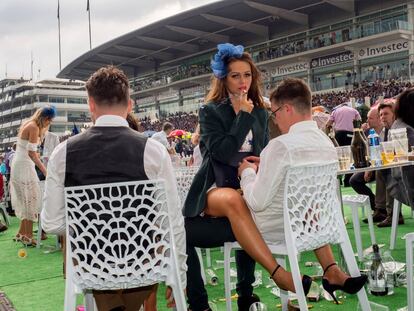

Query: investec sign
left=269, top=62, right=309, bottom=77
left=311, top=51, right=354, bottom=69
left=358, top=40, right=409, bottom=59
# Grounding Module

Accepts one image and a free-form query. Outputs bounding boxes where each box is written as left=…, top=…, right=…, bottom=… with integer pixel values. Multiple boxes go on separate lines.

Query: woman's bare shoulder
left=20, top=121, right=39, bottom=137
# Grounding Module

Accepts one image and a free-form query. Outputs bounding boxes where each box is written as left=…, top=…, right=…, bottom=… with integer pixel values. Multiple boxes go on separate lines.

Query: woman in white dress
left=11, top=106, right=56, bottom=246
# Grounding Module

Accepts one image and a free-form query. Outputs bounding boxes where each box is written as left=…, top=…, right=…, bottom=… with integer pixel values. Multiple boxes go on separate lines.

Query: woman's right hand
left=231, top=90, right=254, bottom=113
left=239, top=91, right=254, bottom=113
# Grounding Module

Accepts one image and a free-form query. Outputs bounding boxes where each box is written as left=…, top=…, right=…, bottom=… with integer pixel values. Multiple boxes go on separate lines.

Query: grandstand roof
left=57, top=0, right=405, bottom=81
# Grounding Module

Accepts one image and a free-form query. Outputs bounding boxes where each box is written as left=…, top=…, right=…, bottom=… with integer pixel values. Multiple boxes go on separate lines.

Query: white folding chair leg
left=276, top=256, right=289, bottom=311
left=287, top=249, right=308, bottom=311
left=206, top=248, right=211, bottom=268
left=196, top=248, right=206, bottom=285
left=340, top=238, right=371, bottom=311
left=366, top=206, right=376, bottom=245
left=350, top=206, right=364, bottom=261
left=405, top=233, right=414, bottom=311
left=0, top=203, right=10, bottom=226
left=390, top=200, right=402, bottom=250
left=37, top=217, right=42, bottom=249
left=224, top=243, right=233, bottom=311
left=64, top=268, right=77, bottom=311
left=84, top=292, right=96, bottom=311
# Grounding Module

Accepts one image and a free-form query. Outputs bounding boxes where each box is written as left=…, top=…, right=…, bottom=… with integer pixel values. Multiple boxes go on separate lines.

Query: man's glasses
left=269, top=105, right=283, bottom=118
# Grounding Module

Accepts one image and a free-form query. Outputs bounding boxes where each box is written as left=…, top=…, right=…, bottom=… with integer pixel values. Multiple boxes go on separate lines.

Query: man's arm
left=41, top=141, right=67, bottom=235
left=240, top=140, right=289, bottom=212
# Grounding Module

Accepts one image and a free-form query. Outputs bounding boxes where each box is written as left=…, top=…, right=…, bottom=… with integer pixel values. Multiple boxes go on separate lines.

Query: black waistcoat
left=65, top=126, right=148, bottom=187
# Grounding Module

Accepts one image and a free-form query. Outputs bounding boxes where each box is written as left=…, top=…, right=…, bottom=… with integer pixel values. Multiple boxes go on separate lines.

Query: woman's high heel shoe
left=322, top=263, right=368, bottom=304
left=271, top=265, right=313, bottom=296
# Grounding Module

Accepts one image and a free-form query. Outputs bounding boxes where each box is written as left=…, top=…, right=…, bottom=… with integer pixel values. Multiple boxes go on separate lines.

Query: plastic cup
left=336, top=146, right=352, bottom=171
left=393, top=138, right=408, bottom=161
left=390, top=128, right=407, bottom=141
left=381, top=141, right=395, bottom=164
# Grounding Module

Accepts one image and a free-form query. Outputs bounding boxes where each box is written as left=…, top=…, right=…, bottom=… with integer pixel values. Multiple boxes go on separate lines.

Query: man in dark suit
left=41, top=66, right=186, bottom=311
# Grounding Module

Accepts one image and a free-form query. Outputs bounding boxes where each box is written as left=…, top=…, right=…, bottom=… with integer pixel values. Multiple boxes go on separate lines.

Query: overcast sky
left=0, top=0, right=219, bottom=80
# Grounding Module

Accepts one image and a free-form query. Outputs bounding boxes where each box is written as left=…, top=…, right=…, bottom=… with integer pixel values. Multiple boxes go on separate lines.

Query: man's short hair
left=378, top=102, right=394, bottom=113
left=269, top=78, right=311, bottom=114
left=163, top=122, right=174, bottom=132
left=85, top=66, right=130, bottom=107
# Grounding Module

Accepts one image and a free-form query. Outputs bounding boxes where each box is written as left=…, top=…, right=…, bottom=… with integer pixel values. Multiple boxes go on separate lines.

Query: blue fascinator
left=211, top=43, right=244, bottom=79
left=41, top=105, right=57, bottom=119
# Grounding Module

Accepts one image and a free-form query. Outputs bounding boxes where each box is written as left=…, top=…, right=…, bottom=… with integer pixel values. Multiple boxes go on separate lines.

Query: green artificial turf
left=0, top=186, right=413, bottom=310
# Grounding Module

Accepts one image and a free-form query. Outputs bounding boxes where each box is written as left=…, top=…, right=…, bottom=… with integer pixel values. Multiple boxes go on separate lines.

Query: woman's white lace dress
left=10, top=138, right=41, bottom=221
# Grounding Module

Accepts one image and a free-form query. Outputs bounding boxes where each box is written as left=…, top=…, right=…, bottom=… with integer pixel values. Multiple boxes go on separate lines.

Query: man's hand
left=238, top=159, right=257, bottom=177
left=364, top=171, right=373, bottom=182
left=243, top=156, right=260, bottom=167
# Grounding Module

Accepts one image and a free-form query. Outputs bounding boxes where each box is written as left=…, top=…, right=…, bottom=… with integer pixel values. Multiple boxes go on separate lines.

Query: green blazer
left=183, top=99, right=269, bottom=217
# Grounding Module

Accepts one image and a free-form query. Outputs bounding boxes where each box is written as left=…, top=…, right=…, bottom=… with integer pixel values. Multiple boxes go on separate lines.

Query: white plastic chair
left=223, top=162, right=371, bottom=311
left=404, top=232, right=414, bottom=311
left=64, top=180, right=186, bottom=311
left=175, top=166, right=211, bottom=283
left=342, top=194, right=376, bottom=261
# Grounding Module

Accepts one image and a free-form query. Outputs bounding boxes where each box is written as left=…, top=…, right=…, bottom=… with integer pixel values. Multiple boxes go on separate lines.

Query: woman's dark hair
left=395, top=88, right=414, bottom=128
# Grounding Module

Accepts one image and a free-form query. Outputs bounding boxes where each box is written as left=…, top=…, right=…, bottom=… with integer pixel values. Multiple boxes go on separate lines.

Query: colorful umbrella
left=168, top=129, right=187, bottom=137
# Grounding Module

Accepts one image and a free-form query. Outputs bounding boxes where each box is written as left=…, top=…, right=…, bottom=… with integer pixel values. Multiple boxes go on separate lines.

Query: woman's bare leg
left=314, top=245, right=349, bottom=285
left=143, top=284, right=158, bottom=311
left=205, top=188, right=295, bottom=291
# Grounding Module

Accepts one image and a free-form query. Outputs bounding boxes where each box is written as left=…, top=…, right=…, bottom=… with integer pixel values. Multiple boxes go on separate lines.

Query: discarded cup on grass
left=17, top=248, right=27, bottom=258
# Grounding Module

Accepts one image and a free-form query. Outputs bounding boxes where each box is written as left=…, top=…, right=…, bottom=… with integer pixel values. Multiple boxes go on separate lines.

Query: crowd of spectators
left=139, top=112, right=198, bottom=133
left=312, top=79, right=413, bottom=108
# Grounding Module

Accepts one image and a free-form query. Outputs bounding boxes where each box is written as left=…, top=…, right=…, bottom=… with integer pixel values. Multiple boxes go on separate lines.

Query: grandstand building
left=0, top=78, right=89, bottom=150
left=58, top=0, right=414, bottom=120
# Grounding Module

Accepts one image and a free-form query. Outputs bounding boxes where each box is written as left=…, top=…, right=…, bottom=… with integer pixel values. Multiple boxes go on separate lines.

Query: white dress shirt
left=41, top=115, right=187, bottom=287
left=151, top=130, right=169, bottom=148
left=240, top=120, right=337, bottom=243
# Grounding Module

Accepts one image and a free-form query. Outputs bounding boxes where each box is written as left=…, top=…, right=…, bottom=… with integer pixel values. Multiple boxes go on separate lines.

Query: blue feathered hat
left=211, top=43, right=244, bottom=79
left=40, top=105, right=57, bottom=119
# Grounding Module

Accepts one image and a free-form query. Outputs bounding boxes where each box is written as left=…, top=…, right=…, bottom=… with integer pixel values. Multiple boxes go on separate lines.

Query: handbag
left=211, top=152, right=252, bottom=189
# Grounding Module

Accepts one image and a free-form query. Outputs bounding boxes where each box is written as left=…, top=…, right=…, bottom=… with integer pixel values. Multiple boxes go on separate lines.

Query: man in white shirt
left=238, top=78, right=363, bottom=289
left=151, top=122, right=174, bottom=153
left=41, top=66, right=186, bottom=311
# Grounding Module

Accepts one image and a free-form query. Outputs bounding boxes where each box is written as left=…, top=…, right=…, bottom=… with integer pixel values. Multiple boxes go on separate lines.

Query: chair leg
left=206, top=248, right=211, bottom=268
left=196, top=248, right=206, bottom=285
left=366, top=204, right=376, bottom=245
left=287, top=251, right=308, bottom=311
left=84, top=292, right=95, bottom=311
left=339, top=237, right=371, bottom=311
left=276, top=256, right=289, bottom=311
left=390, top=200, right=402, bottom=250
left=0, top=203, right=10, bottom=226
left=351, top=205, right=363, bottom=261
left=64, top=277, right=77, bottom=311
left=37, top=217, right=42, bottom=249
left=224, top=243, right=233, bottom=311
left=406, top=233, right=414, bottom=311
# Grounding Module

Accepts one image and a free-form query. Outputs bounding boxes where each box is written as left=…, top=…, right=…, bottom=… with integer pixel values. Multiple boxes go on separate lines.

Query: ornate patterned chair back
left=175, top=166, right=199, bottom=206
left=283, top=161, right=343, bottom=253
left=64, top=180, right=180, bottom=291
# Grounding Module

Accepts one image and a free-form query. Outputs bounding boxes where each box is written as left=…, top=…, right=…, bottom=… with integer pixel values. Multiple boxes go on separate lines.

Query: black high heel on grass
left=270, top=264, right=313, bottom=296
left=322, top=263, right=368, bottom=304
